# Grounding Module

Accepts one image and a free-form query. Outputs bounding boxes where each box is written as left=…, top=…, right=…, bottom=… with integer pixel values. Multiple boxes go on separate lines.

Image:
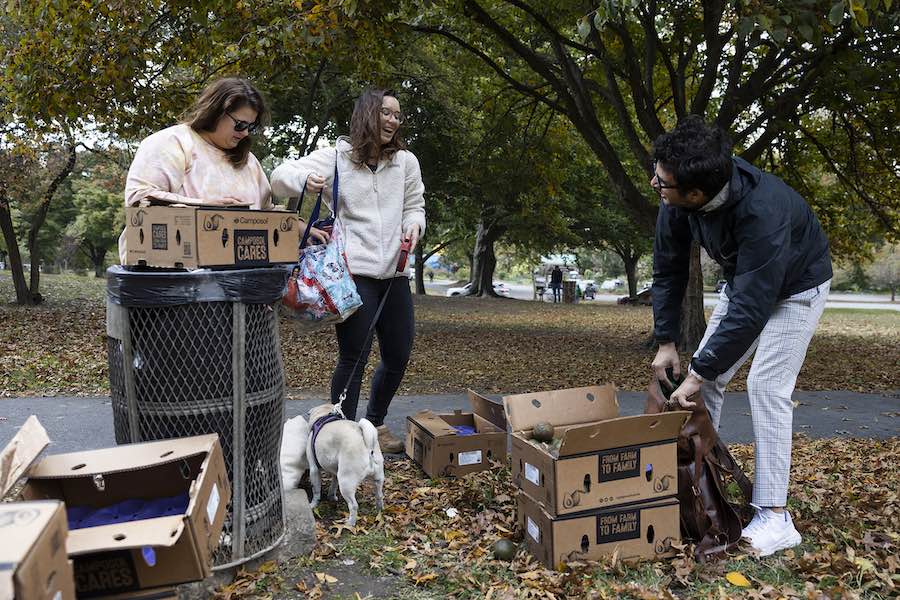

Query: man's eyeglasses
left=651, top=160, right=678, bottom=192
left=225, top=112, right=260, bottom=134
left=379, top=107, right=405, bottom=123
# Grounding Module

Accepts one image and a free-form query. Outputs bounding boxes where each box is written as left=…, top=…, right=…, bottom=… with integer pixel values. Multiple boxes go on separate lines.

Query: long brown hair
left=348, top=88, right=406, bottom=165
left=183, top=77, right=269, bottom=168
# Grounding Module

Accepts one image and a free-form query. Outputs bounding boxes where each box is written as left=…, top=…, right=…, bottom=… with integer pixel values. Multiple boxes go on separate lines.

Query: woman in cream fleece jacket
left=271, top=89, right=425, bottom=453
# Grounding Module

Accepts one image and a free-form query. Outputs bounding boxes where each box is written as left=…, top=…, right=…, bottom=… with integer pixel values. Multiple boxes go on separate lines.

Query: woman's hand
left=305, top=173, right=326, bottom=195
left=212, top=197, right=253, bottom=207
left=305, top=226, right=330, bottom=246
left=404, top=223, right=421, bottom=253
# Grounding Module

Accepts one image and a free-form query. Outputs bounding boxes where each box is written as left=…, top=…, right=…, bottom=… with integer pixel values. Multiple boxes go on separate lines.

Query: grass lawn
left=2, top=274, right=897, bottom=598
left=222, top=437, right=898, bottom=599
left=1, top=273, right=897, bottom=397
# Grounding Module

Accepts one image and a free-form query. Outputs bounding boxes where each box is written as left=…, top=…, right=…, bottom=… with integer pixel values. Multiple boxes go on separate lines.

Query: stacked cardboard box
left=406, top=390, right=507, bottom=477
left=2, top=418, right=229, bottom=599
left=123, top=205, right=300, bottom=269
left=503, top=385, right=688, bottom=569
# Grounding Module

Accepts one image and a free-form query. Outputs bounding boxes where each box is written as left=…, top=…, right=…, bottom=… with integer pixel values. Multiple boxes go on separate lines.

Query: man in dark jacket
left=550, top=265, right=563, bottom=303
left=649, top=116, right=832, bottom=557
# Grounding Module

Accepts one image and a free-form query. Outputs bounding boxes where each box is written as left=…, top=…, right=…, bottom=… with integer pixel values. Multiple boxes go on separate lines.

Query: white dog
left=306, top=403, right=384, bottom=527
left=280, top=415, right=310, bottom=490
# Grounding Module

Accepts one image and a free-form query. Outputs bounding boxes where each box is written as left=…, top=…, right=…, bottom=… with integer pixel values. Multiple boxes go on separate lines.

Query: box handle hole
left=113, top=534, right=126, bottom=541
left=71, top=463, right=86, bottom=471
left=649, top=420, right=660, bottom=428
left=583, top=474, right=591, bottom=493
left=487, top=450, right=493, bottom=458
left=531, top=399, right=541, bottom=408
left=160, top=450, right=174, bottom=458
left=580, top=535, right=589, bottom=552
left=645, top=464, right=653, bottom=481
left=646, top=525, right=655, bottom=544
left=449, top=453, right=455, bottom=463
left=586, top=393, right=595, bottom=402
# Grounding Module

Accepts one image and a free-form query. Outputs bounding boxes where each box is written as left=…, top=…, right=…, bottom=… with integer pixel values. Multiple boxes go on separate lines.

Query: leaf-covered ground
left=1, top=274, right=898, bottom=397
left=218, top=436, right=898, bottom=599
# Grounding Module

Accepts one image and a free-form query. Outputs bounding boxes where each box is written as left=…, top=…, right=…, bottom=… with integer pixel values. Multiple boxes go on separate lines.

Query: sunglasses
left=225, top=112, right=260, bottom=134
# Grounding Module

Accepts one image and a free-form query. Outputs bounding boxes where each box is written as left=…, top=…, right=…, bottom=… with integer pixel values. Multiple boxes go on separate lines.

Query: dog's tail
left=358, top=419, right=380, bottom=464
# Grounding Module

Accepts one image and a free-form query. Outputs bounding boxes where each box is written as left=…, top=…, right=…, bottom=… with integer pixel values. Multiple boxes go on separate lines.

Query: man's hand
left=670, top=373, right=703, bottom=409
left=651, top=342, right=681, bottom=381
left=404, top=223, right=421, bottom=253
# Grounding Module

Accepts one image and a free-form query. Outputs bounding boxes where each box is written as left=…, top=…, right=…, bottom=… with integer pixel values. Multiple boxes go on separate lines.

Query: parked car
left=715, top=279, right=728, bottom=293
left=617, top=285, right=652, bottom=306
left=600, top=278, right=623, bottom=291
left=446, top=282, right=511, bottom=297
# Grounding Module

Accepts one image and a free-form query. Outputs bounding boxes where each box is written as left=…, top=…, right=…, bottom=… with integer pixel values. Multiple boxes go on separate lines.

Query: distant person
left=550, top=265, right=563, bottom=303
left=427, top=270, right=434, bottom=283
left=118, top=77, right=272, bottom=263
left=649, top=116, right=832, bottom=557
left=271, top=88, right=425, bottom=454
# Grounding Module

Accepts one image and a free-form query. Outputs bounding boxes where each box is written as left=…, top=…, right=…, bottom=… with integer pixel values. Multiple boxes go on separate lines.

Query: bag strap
left=298, top=149, right=341, bottom=249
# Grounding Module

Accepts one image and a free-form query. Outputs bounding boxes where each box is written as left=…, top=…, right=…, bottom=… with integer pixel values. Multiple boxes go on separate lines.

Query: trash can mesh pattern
left=108, top=300, right=285, bottom=568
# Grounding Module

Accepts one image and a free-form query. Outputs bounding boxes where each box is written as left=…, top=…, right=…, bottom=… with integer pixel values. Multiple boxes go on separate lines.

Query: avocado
left=532, top=421, right=555, bottom=443
left=493, top=538, right=517, bottom=560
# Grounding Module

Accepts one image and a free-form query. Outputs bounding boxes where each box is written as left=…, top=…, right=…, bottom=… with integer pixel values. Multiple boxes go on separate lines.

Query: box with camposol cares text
left=123, top=205, right=300, bottom=269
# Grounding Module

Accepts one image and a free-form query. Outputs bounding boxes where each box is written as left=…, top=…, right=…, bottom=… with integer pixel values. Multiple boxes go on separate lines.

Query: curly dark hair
left=183, top=77, right=269, bottom=168
left=348, top=88, right=406, bottom=165
left=651, top=115, right=733, bottom=199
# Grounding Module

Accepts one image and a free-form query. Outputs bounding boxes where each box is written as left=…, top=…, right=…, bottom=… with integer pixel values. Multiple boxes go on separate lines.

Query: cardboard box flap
left=409, top=411, right=457, bottom=437
left=558, top=412, right=688, bottom=456
left=1, top=415, right=50, bottom=496
left=28, top=435, right=219, bottom=479
left=66, top=516, right=186, bottom=555
left=467, top=390, right=507, bottom=430
left=503, top=385, right=618, bottom=432
left=0, top=501, right=61, bottom=562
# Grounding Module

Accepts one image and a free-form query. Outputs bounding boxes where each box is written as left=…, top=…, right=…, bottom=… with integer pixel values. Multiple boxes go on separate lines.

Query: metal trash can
left=105, top=265, right=291, bottom=569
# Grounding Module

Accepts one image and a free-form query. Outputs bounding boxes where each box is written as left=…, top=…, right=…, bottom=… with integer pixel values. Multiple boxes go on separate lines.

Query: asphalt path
left=424, top=281, right=900, bottom=311
left=2, top=390, right=896, bottom=456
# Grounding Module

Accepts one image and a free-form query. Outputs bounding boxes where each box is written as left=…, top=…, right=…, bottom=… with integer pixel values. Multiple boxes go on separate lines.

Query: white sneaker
left=740, top=503, right=768, bottom=541
left=744, top=507, right=802, bottom=557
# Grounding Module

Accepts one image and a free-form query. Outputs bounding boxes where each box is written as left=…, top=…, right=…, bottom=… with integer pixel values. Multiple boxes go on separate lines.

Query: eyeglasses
left=379, top=107, right=405, bottom=123
left=651, top=160, right=678, bottom=191
left=225, top=112, right=260, bottom=134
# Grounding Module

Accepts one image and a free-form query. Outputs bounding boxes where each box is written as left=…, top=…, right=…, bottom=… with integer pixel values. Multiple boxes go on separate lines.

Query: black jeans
left=330, top=275, right=414, bottom=426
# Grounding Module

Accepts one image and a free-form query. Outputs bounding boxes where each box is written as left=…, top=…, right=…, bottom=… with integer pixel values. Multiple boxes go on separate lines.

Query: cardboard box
left=123, top=205, right=300, bottom=269
left=517, top=492, right=680, bottom=569
left=405, top=390, right=507, bottom=477
left=1, top=416, right=76, bottom=600
left=504, top=385, right=687, bottom=516
left=21, top=435, right=230, bottom=598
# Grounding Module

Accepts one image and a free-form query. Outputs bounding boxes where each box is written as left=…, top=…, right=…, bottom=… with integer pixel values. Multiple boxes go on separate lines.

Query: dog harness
left=309, top=412, right=344, bottom=470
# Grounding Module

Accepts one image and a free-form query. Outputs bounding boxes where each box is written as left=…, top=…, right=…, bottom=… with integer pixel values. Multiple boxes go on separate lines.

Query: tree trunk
left=92, top=249, right=107, bottom=278
left=622, top=251, right=639, bottom=298
left=414, top=243, right=425, bottom=295
left=25, top=143, right=77, bottom=303
left=469, top=219, right=505, bottom=297
left=678, top=242, right=707, bottom=353
left=0, top=194, right=33, bottom=305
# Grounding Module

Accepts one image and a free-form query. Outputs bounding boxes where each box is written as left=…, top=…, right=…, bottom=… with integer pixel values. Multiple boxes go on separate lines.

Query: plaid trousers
left=694, top=280, right=831, bottom=506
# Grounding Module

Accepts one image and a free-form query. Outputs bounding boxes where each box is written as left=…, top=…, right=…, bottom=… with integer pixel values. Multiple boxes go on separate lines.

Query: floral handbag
left=281, top=156, right=362, bottom=330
